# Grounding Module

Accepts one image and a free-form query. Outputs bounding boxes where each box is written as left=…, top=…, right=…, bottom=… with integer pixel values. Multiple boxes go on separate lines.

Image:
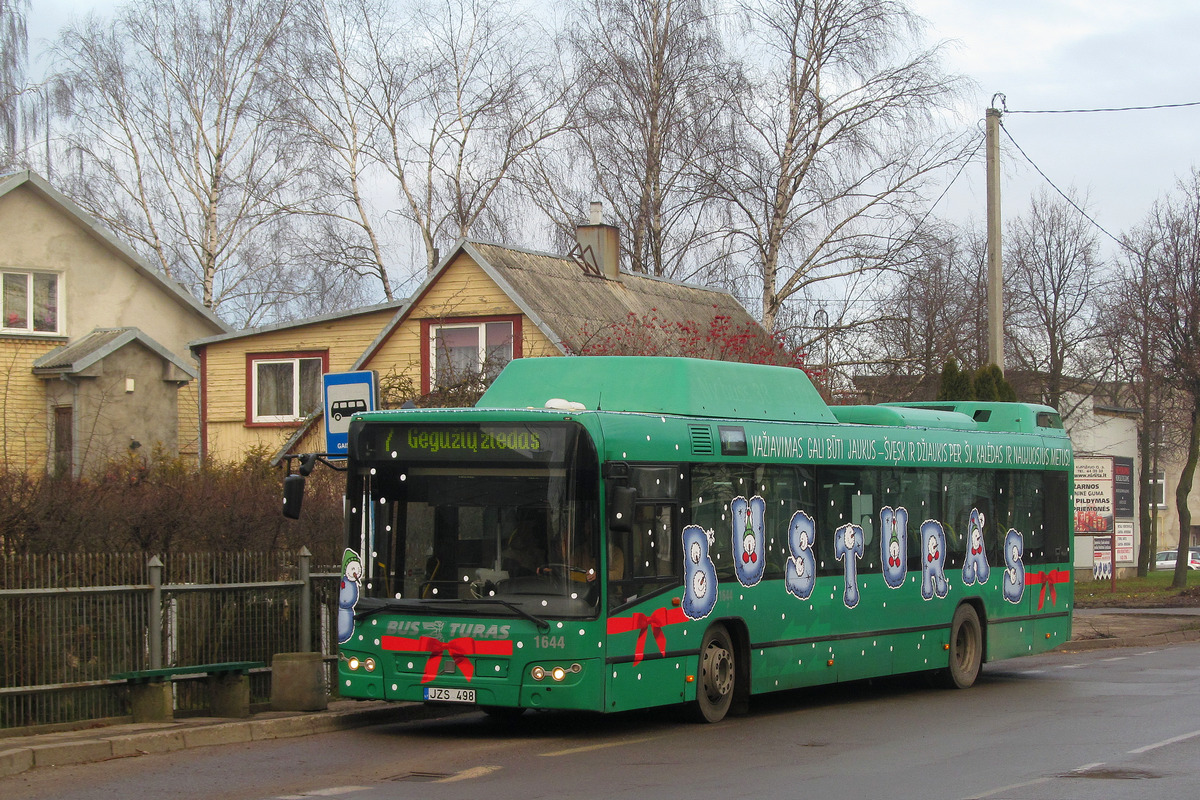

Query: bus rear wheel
left=693, top=624, right=735, bottom=723
left=941, top=604, right=982, bottom=689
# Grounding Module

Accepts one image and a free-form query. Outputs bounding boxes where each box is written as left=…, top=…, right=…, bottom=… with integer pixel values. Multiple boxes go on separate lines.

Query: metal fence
left=0, top=550, right=341, bottom=731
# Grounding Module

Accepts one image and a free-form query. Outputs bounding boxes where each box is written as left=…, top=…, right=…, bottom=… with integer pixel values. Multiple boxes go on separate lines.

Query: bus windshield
left=347, top=421, right=601, bottom=618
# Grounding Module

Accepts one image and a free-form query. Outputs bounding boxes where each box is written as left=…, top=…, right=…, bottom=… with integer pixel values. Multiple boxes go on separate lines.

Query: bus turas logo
left=338, top=549, right=363, bottom=644
left=784, top=510, right=817, bottom=600
left=834, top=523, right=865, bottom=608
left=731, top=496, right=766, bottom=587
left=920, top=521, right=950, bottom=600
left=385, top=620, right=512, bottom=640
left=962, top=509, right=991, bottom=586
left=681, top=525, right=718, bottom=620
left=880, top=507, right=909, bottom=589
left=1002, top=529, right=1026, bottom=604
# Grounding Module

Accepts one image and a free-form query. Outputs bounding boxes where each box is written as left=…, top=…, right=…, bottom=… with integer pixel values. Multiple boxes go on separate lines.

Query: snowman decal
left=962, top=508, right=991, bottom=585
left=731, top=495, right=767, bottom=587
left=785, top=510, right=817, bottom=600
left=682, top=525, right=718, bottom=620
left=880, top=506, right=908, bottom=589
left=337, top=548, right=364, bottom=644
left=1002, top=528, right=1025, bottom=604
left=834, top=523, right=865, bottom=608
left=920, top=520, right=949, bottom=600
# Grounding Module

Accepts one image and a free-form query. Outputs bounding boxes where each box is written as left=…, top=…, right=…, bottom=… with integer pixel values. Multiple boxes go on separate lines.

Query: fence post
left=147, top=555, right=163, bottom=670
left=299, top=546, right=312, bottom=652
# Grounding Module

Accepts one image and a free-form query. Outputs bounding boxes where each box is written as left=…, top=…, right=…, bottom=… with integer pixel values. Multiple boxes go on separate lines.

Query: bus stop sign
left=323, top=371, right=377, bottom=455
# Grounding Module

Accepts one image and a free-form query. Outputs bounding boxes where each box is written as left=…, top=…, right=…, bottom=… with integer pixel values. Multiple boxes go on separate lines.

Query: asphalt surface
left=3, top=608, right=1199, bottom=779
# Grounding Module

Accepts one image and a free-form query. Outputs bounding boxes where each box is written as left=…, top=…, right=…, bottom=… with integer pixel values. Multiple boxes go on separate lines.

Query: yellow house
left=0, top=171, right=229, bottom=475
left=192, top=216, right=771, bottom=463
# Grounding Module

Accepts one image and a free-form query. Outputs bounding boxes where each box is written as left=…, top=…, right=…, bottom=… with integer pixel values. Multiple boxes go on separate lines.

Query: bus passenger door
left=604, top=474, right=690, bottom=713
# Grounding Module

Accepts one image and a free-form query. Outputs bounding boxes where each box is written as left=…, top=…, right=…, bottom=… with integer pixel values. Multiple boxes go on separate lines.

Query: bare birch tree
left=356, top=0, right=572, bottom=275
left=565, top=0, right=739, bottom=279
left=52, top=0, right=317, bottom=325
left=715, top=0, right=971, bottom=333
left=0, top=0, right=29, bottom=163
left=273, top=0, right=407, bottom=301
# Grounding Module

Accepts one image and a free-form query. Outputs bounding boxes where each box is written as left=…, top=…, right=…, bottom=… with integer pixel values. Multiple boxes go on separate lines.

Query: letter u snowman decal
left=731, top=496, right=766, bottom=587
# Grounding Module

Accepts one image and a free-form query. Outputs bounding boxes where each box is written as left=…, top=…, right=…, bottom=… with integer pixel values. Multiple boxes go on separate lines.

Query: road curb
left=1056, top=627, right=1200, bottom=652
left=0, top=703, right=422, bottom=779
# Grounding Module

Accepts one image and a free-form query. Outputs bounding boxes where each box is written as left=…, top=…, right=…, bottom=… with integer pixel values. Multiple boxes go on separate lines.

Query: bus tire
left=942, top=604, right=982, bottom=689
left=693, top=623, right=735, bottom=723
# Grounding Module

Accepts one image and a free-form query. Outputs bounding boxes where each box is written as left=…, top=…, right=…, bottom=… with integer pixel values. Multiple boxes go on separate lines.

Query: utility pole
left=986, top=102, right=1005, bottom=371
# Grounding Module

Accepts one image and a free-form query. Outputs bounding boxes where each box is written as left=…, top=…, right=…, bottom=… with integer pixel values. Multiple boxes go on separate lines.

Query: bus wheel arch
left=941, top=602, right=984, bottom=689
left=692, top=621, right=740, bottom=723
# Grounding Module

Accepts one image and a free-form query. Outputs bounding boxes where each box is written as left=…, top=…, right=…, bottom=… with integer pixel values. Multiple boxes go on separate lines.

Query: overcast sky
left=27, top=0, right=1200, bottom=261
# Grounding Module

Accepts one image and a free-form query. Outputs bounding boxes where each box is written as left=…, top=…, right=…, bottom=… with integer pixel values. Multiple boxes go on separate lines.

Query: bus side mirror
left=283, top=474, right=306, bottom=519
left=609, top=486, right=637, bottom=533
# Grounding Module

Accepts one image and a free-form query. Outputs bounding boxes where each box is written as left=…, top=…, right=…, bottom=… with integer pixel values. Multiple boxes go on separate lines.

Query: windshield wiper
left=468, top=597, right=550, bottom=630
left=354, top=597, right=415, bottom=620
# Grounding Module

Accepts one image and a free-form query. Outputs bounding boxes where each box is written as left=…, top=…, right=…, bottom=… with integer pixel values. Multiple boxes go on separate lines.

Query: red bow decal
left=928, top=550, right=939, bottom=563
left=606, top=606, right=689, bottom=664
left=889, top=556, right=901, bottom=568
left=381, top=635, right=513, bottom=683
left=1024, top=569, right=1071, bottom=610
left=971, top=544, right=983, bottom=555
left=742, top=551, right=758, bottom=564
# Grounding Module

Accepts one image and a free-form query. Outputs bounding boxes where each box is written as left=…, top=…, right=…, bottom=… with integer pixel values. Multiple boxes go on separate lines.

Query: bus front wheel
left=693, top=624, right=735, bottom=723
left=942, top=604, right=982, bottom=689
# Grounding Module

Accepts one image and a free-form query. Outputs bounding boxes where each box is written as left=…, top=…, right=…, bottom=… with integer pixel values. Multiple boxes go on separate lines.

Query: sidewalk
left=5, top=609, right=1200, bottom=779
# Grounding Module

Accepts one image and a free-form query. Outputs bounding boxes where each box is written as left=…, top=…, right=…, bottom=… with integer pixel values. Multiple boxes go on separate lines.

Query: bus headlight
left=364, top=658, right=376, bottom=672
left=348, top=657, right=361, bottom=671
left=531, top=666, right=546, bottom=681
left=551, top=666, right=567, bottom=682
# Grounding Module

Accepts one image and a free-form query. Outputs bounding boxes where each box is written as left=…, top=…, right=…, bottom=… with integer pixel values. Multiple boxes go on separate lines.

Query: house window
left=2, top=271, right=59, bottom=334
left=249, top=353, right=325, bottom=423
left=1150, top=471, right=1168, bottom=509
left=429, top=319, right=516, bottom=389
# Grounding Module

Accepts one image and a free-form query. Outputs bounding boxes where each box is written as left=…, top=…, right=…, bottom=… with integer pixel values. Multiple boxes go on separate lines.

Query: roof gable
left=33, top=327, right=198, bottom=380
left=0, top=170, right=230, bottom=334
left=356, top=238, right=766, bottom=367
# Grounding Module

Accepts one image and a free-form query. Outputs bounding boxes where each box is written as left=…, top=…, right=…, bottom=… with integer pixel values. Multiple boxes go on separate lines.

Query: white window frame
left=429, top=320, right=514, bottom=388
left=251, top=356, right=324, bottom=423
left=1150, top=470, right=1168, bottom=510
left=1, top=270, right=62, bottom=335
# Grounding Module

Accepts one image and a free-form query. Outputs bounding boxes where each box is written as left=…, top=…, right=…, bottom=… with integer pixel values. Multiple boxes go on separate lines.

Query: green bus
left=309, top=357, right=1073, bottom=723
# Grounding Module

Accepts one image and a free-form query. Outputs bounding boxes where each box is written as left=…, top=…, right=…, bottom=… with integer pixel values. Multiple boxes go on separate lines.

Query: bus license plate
left=424, top=686, right=475, bottom=703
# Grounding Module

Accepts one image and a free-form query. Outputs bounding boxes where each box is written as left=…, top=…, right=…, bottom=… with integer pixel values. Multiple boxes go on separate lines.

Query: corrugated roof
left=468, top=241, right=763, bottom=355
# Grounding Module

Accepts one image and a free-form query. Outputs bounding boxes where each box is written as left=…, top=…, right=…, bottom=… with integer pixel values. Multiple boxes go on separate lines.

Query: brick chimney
left=575, top=201, right=620, bottom=280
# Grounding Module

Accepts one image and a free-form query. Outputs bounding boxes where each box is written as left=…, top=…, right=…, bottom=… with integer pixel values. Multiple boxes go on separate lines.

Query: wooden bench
left=111, top=661, right=265, bottom=722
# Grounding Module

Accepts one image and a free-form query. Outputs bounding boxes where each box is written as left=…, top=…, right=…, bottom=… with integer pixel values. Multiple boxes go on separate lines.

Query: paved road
left=7, top=639, right=1199, bottom=800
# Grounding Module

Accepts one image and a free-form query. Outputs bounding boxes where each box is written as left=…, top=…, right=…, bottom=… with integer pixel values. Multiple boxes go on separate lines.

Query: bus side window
left=818, top=467, right=873, bottom=577
left=690, top=464, right=736, bottom=580
left=761, top=465, right=815, bottom=578
left=901, top=469, right=939, bottom=565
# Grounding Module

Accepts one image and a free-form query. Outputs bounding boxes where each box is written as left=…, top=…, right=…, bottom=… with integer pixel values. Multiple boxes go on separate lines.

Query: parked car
left=1154, top=550, right=1200, bottom=570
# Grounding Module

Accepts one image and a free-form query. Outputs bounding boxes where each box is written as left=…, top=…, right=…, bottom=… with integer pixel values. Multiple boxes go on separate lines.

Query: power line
left=998, top=120, right=1133, bottom=255
left=1005, top=100, right=1200, bottom=115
